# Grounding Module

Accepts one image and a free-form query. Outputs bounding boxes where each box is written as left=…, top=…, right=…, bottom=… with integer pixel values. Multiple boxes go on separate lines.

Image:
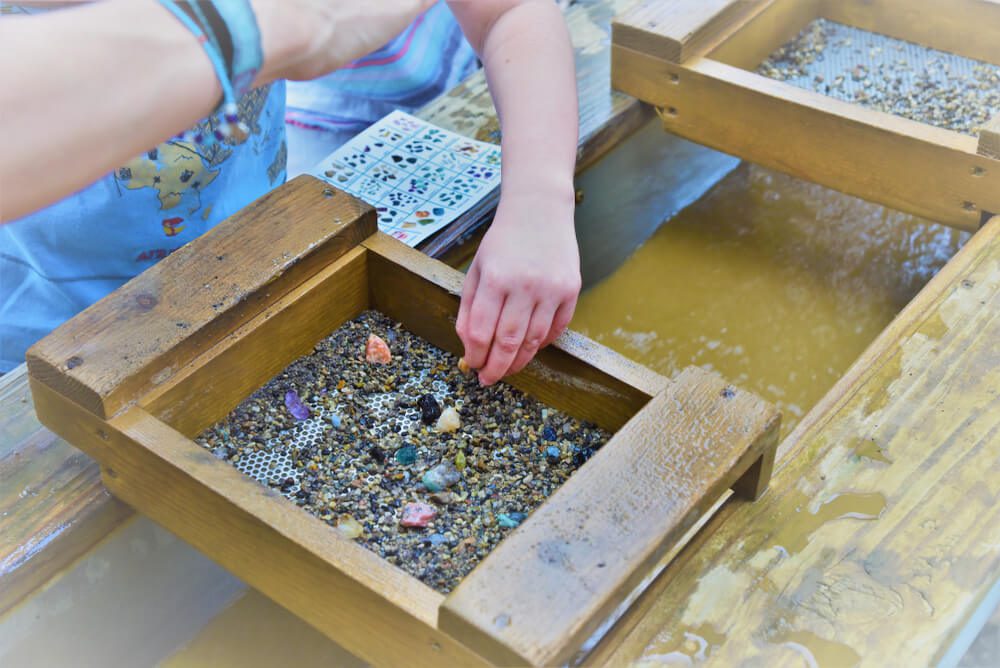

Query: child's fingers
left=462, top=275, right=504, bottom=371
left=542, top=294, right=577, bottom=348
left=455, top=262, right=480, bottom=361
left=508, top=301, right=556, bottom=376
left=477, top=293, right=533, bottom=386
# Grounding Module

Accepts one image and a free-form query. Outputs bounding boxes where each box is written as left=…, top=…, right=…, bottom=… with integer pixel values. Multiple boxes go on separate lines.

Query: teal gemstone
left=395, top=445, right=417, bottom=466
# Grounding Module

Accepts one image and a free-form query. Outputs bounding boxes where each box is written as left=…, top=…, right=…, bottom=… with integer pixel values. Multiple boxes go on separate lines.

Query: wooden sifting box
left=26, top=176, right=779, bottom=667
left=612, top=0, right=1000, bottom=231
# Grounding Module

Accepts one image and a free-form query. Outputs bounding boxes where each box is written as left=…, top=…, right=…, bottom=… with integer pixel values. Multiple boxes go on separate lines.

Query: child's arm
left=448, top=0, right=580, bottom=386
left=0, top=0, right=433, bottom=222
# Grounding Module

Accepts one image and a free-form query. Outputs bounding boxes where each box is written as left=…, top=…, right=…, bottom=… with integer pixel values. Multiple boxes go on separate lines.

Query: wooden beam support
left=440, top=367, right=779, bottom=667
left=612, top=45, right=1000, bottom=230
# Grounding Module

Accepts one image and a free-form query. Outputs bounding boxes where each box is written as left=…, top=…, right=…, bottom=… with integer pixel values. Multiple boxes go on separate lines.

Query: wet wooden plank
left=0, top=366, right=131, bottom=616
left=440, top=367, right=779, bottom=667
left=588, top=216, right=1000, bottom=666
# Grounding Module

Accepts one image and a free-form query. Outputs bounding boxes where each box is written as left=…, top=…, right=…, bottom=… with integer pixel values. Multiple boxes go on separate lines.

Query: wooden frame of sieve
left=611, top=0, right=1000, bottom=231
left=25, top=176, right=779, bottom=667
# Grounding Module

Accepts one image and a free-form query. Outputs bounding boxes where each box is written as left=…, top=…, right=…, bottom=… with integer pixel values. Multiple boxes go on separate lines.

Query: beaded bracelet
left=157, top=0, right=262, bottom=144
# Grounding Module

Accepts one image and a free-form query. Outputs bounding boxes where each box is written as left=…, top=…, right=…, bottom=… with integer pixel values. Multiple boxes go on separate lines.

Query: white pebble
left=436, top=407, right=461, bottom=433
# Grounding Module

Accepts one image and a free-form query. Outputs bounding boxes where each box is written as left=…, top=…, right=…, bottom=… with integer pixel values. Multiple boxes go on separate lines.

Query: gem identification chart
left=311, top=111, right=502, bottom=246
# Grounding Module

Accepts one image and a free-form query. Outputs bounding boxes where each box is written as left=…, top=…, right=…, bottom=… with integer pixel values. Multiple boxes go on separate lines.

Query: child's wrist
left=249, top=0, right=311, bottom=85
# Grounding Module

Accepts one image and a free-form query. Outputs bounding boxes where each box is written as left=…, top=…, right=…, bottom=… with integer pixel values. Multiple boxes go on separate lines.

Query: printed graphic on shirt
left=113, top=83, right=284, bottom=238
left=118, top=141, right=220, bottom=215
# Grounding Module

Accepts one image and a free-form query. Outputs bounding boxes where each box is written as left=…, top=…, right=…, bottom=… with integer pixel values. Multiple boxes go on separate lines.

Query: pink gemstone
left=400, top=502, right=437, bottom=528
left=365, top=334, right=392, bottom=364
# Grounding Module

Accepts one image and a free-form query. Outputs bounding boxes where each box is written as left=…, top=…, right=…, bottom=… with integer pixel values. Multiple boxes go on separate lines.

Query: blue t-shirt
left=0, top=2, right=476, bottom=372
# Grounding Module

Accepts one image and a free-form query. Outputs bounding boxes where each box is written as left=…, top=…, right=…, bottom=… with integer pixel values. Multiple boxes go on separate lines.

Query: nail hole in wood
left=972, top=166, right=987, bottom=177
left=323, top=188, right=335, bottom=199
left=669, top=73, right=680, bottom=84
left=65, top=356, right=83, bottom=370
left=963, top=201, right=977, bottom=212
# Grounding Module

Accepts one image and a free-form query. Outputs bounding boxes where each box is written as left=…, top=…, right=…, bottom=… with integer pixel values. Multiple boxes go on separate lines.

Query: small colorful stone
left=395, top=445, right=417, bottom=466
left=417, top=394, right=442, bottom=425
left=429, top=491, right=456, bottom=505
left=284, top=390, right=310, bottom=420
left=455, top=450, right=467, bottom=471
left=457, top=357, right=472, bottom=374
left=336, top=515, right=364, bottom=539
left=436, top=406, right=461, bottom=433
left=422, top=461, right=462, bottom=492
left=497, top=512, right=528, bottom=528
left=365, top=333, right=392, bottom=364
left=545, top=445, right=561, bottom=463
left=401, top=502, right=437, bottom=528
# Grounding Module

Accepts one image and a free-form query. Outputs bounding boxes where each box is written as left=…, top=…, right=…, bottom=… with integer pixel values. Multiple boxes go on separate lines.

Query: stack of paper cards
left=310, top=111, right=502, bottom=247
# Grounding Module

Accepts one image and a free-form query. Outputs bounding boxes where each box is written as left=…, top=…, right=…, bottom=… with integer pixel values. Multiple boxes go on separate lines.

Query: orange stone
left=365, top=334, right=392, bottom=364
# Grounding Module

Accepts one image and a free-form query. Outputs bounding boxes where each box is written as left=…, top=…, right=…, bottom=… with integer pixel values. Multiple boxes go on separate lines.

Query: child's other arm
left=448, top=0, right=580, bottom=386
left=0, top=0, right=433, bottom=222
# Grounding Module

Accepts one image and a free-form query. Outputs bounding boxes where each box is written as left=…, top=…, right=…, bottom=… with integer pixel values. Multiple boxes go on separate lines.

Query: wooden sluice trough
left=8, top=0, right=1000, bottom=664
left=25, top=177, right=780, bottom=667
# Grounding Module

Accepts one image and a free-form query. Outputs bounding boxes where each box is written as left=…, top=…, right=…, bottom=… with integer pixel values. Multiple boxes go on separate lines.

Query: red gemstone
left=400, top=502, right=436, bottom=528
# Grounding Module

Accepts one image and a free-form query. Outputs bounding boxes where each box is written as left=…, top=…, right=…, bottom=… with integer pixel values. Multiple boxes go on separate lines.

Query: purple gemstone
left=284, top=390, right=311, bottom=420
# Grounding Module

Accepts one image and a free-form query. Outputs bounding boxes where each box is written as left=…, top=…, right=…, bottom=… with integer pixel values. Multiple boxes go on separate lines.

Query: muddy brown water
left=571, top=162, right=968, bottom=437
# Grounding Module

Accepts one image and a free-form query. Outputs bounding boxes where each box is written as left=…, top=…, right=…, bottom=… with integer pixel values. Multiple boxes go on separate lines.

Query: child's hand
left=456, top=187, right=580, bottom=386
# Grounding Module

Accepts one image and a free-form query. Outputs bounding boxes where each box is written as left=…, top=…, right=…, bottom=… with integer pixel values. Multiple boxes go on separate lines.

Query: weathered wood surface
left=0, top=366, right=131, bottom=616
left=611, top=43, right=1000, bottom=230
left=588, top=216, right=1000, bottom=666
left=29, top=375, right=487, bottom=668
left=142, top=247, right=369, bottom=438
left=440, top=367, right=779, bottom=667
left=27, top=176, right=374, bottom=420
left=612, top=0, right=769, bottom=64
left=819, top=0, right=1000, bottom=68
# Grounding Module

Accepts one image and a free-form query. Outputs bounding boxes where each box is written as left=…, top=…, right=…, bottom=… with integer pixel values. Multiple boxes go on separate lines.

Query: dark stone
left=417, top=394, right=442, bottom=425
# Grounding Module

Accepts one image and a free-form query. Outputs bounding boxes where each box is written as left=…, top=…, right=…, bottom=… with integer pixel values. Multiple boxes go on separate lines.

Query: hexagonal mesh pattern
left=231, top=370, right=461, bottom=501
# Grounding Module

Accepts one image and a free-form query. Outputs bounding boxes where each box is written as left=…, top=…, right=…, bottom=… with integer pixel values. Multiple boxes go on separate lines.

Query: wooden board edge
left=363, top=233, right=670, bottom=430
left=25, top=176, right=376, bottom=420
left=30, top=378, right=485, bottom=666
left=707, top=0, right=822, bottom=69
left=978, top=114, right=1000, bottom=161
left=140, top=245, right=370, bottom=436
left=819, top=0, right=1000, bottom=67
left=612, top=0, right=780, bottom=64
left=439, top=366, right=780, bottom=666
